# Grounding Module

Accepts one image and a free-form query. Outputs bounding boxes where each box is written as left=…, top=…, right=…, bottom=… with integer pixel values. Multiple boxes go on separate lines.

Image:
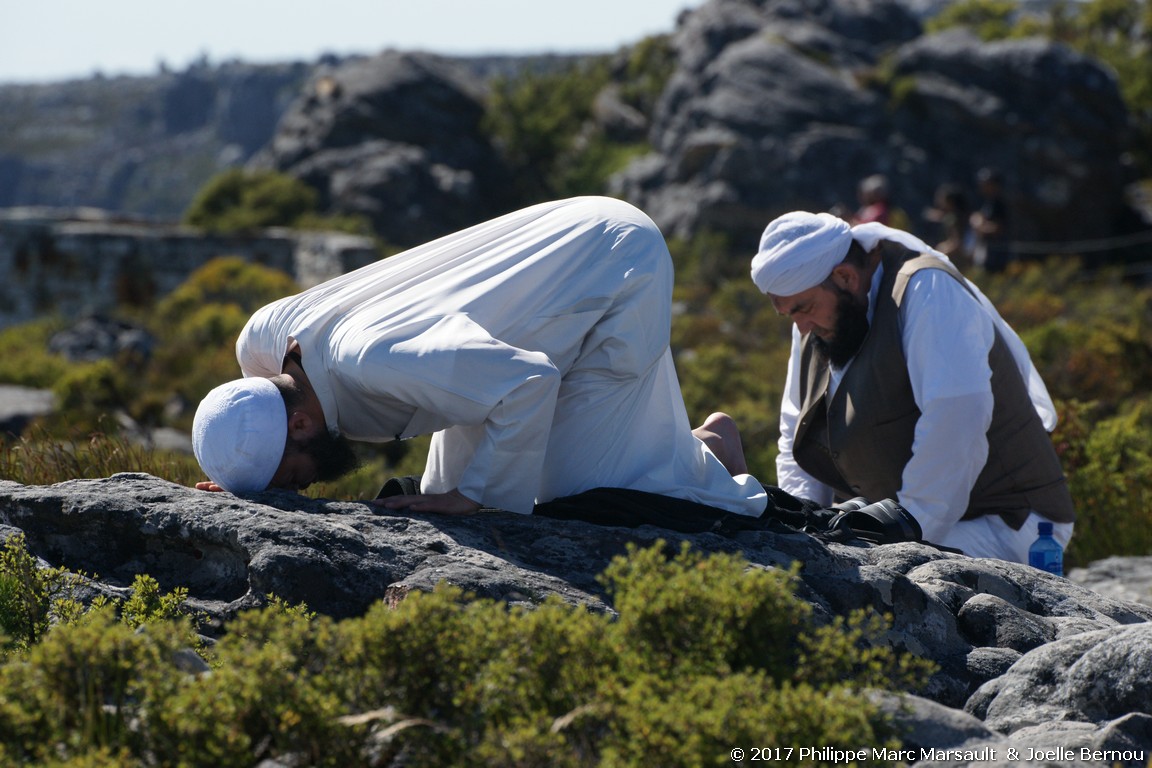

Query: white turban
left=750, top=211, right=852, bottom=296
left=192, top=377, right=287, bottom=493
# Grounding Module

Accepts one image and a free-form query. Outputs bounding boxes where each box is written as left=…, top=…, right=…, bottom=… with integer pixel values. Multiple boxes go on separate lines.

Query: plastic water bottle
left=1028, top=521, right=1063, bottom=576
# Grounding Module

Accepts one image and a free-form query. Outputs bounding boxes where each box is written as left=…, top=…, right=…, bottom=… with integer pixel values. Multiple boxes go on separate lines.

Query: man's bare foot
left=692, top=411, right=749, bottom=476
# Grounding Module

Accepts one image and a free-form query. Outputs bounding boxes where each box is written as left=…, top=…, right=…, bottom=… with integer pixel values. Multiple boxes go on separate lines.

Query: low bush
left=1055, top=400, right=1152, bottom=565
left=0, top=317, right=71, bottom=389
left=0, top=428, right=203, bottom=488
left=0, top=537, right=928, bottom=766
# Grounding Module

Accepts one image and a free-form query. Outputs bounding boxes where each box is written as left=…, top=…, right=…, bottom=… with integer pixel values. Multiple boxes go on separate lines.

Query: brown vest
left=792, top=243, right=1075, bottom=529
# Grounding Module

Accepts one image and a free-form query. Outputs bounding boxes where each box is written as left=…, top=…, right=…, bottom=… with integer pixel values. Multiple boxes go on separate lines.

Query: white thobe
left=776, top=245, right=1072, bottom=562
left=235, top=196, right=767, bottom=516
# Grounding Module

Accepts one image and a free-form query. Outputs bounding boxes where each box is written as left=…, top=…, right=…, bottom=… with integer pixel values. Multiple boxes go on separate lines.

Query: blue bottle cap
left=1038, top=521, right=1054, bottom=535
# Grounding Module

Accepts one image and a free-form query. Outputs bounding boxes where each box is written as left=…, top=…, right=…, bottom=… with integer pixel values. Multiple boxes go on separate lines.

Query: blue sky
left=1, top=0, right=703, bottom=84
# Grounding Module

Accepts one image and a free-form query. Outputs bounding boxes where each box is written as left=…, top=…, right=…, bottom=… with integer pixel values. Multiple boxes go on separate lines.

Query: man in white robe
left=192, top=196, right=767, bottom=517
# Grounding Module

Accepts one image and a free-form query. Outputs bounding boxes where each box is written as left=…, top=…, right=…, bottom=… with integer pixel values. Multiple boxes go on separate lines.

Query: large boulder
left=252, top=51, right=516, bottom=248
left=1, top=472, right=1151, bottom=766
left=612, top=0, right=1136, bottom=259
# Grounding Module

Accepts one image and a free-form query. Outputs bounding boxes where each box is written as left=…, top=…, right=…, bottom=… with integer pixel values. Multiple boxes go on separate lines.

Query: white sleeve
left=776, top=325, right=836, bottom=506
left=961, top=277, right=1058, bottom=430
left=899, top=271, right=995, bottom=543
left=351, top=314, right=562, bottom=514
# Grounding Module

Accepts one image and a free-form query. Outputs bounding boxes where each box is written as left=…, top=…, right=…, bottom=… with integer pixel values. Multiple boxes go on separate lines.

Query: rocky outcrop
left=0, top=473, right=1149, bottom=765
left=611, top=0, right=1137, bottom=257
left=251, top=51, right=517, bottom=248
left=0, top=208, right=379, bottom=329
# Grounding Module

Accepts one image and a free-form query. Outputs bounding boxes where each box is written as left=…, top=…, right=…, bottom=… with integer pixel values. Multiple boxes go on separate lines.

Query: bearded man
left=750, top=211, right=1074, bottom=562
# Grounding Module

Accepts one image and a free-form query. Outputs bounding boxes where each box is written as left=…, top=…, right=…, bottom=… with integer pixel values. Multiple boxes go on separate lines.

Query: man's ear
left=829, top=263, right=861, bottom=294
left=286, top=410, right=314, bottom=441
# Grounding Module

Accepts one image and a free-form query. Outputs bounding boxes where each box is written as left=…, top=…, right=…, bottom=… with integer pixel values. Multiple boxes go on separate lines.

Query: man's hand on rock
left=369, top=488, right=481, bottom=516
left=195, top=481, right=226, bottom=492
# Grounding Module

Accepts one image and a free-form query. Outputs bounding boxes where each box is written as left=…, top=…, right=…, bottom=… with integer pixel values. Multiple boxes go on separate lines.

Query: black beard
left=295, top=429, right=362, bottom=482
left=813, top=287, right=870, bottom=367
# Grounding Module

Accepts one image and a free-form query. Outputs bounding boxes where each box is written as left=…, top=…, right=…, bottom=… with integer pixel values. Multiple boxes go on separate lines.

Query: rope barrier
left=1007, top=228, right=1152, bottom=255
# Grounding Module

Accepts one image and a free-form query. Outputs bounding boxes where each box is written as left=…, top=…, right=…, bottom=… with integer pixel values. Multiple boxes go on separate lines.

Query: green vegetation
left=0, top=427, right=202, bottom=488
left=145, top=256, right=299, bottom=414
left=0, top=537, right=925, bottom=766
left=926, top=0, right=1018, bottom=39
left=0, top=318, right=72, bottom=389
left=483, top=35, right=675, bottom=202
left=977, top=261, right=1152, bottom=565
left=184, top=168, right=372, bottom=235
left=0, top=534, right=191, bottom=656
left=484, top=57, right=613, bottom=200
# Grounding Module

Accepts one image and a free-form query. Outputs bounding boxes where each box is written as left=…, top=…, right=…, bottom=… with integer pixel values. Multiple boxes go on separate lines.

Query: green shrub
left=0, top=533, right=87, bottom=653
left=1058, top=401, right=1152, bottom=565
left=484, top=58, right=615, bottom=201
left=925, top=0, right=1018, bottom=40
left=145, top=256, right=299, bottom=423
left=0, top=540, right=927, bottom=766
left=482, top=36, right=675, bottom=203
left=0, top=534, right=199, bottom=655
left=119, top=574, right=190, bottom=630
left=0, top=609, right=184, bottom=761
left=599, top=674, right=897, bottom=767
left=48, top=360, right=134, bottom=435
left=184, top=169, right=319, bottom=233
left=154, top=256, right=298, bottom=328
left=0, top=317, right=71, bottom=389
left=184, top=168, right=375, bottom=236
left=144, top=602, right=352, bottom=768
left=617, top=34, right=678, bottom=117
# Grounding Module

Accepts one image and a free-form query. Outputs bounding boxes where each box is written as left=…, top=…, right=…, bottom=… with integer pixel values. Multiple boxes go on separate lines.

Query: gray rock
left=957, top=593, right=1055, bottom=652
left=969, top=624, right=1152, bottom=733
left=47, top=314, right=154, bottom=364
left=0, top=384, right=54, bottom=437
left=870, top=689, right=999, bottom=750
left=252, top=51, right=515, bottom=248
left=1092, top=713, right=1152, bottom=766
left=614, top=0, right=1137, bottom=259
left=1069, top=556, right=1152, bottom=609
left=1, top=473, right=1150, bottom=764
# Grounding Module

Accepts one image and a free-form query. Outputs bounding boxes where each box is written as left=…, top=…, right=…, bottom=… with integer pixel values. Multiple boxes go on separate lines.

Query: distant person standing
left=970, top=167, right=1012, bottom=273
left=924, top=183, right=974, bottom=271
left=852, top=174, right=891, bottom=225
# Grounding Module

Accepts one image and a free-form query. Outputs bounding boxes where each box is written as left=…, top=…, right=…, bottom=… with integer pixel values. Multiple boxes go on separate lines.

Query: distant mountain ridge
left=0, top=52, right=580, bottom=222
left=0, top=60, right=313, bottom=218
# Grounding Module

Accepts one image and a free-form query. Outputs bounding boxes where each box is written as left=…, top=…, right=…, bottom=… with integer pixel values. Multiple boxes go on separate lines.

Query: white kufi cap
left=192, top=378, right=287, bottom=493
left=750, top=211, right=853, bottom=295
